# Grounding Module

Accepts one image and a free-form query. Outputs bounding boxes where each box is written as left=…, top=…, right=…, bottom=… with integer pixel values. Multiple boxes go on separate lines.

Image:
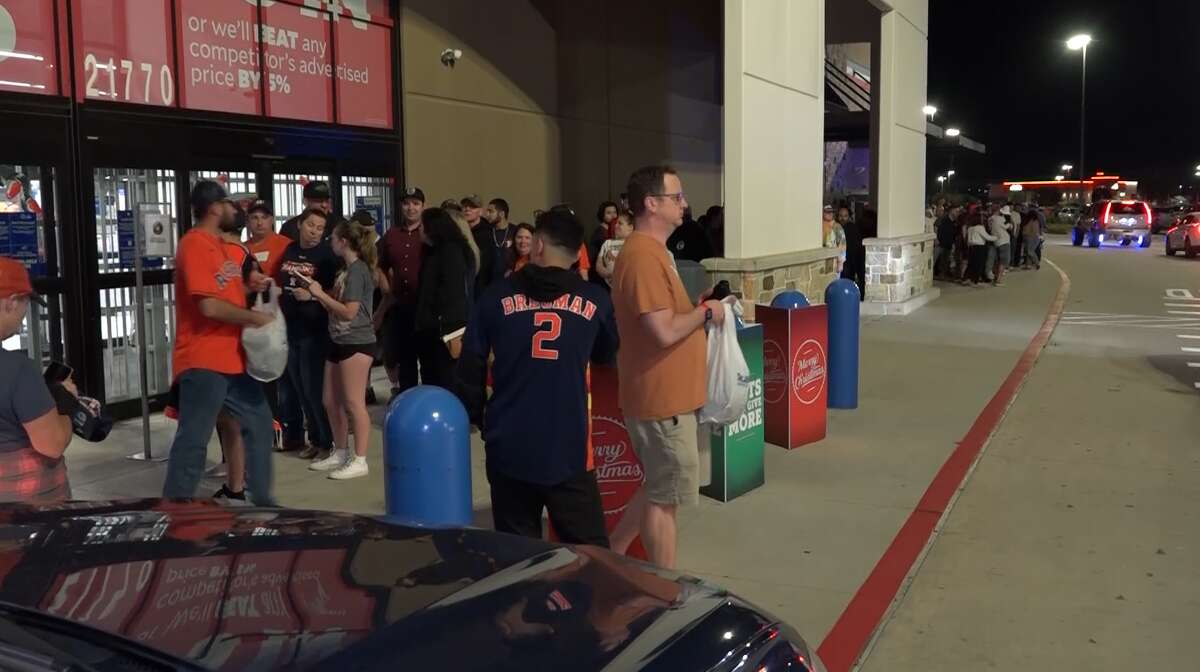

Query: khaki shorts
left=626, top=413, right=710, bottom=506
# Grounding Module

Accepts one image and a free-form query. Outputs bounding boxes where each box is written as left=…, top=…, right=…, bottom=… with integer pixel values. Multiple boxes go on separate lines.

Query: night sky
left=928, top=0, right=1200, bottom=197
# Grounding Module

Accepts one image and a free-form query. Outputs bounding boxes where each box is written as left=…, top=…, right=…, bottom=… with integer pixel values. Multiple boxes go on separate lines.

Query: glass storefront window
left=1, top=293, right=65, bottom=368
left=273, top=173, right=329, bottom=229
left=341, top=176, right=392, bottom=233
left=190, top=171, right=257, bottom=241
left=99, top=283, right=175, bottom=403
left=93, top=168, right=178, bottom=274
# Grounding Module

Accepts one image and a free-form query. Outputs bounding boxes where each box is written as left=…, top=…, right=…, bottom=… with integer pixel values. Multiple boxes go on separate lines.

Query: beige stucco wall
left=400, top=0, right=721, bottom=227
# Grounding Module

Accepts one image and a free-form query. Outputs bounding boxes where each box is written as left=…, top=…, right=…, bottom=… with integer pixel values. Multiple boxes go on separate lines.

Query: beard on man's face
left=218, top=207, right=243, bottom=233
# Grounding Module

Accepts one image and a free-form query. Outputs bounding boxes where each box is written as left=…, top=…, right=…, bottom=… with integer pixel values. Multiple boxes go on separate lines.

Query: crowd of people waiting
left=131, top=167, right=725, bottom=571
left=931, top=200, right=1046, bottom=287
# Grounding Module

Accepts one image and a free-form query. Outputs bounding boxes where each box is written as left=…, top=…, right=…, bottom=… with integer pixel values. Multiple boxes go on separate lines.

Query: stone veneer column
left=702, top=247, right=841, bottom=322
left=861, top=231, right=939, bottom=315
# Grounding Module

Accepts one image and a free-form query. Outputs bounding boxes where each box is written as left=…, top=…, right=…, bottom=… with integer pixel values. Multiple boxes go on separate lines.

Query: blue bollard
left=825, top=278, right=860, bottom=409
left=770, top=290, right=809, bottom=309
left=383, top=385, right=473, bottom=527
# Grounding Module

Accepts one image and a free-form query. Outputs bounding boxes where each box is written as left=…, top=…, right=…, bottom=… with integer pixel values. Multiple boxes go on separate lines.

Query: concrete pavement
left=65, top=259, right=1063, bottom=656
left=861, top=235, right=1200, bottom=671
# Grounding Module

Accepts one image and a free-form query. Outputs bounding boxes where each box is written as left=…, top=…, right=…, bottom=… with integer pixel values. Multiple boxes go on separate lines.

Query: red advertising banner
left=334, top=17, right=390, bottom=128
left=588, top=365, right=647, bottom=560
left=72, top=0, right=175, bottom=106
left=0, top=0, right=59, bottom=95
left=261, top=0, right=333, bottom=123
left=176, top=0, right=261, bottom=114
left=758, top=304, right=828, bottom=448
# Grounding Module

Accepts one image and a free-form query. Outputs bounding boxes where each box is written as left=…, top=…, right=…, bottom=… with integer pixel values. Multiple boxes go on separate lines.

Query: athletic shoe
left=993, top=282, right=1005, bottom=287
left=213, top=484, right=246, bottom=501
left=298, top=444, right=321, bottom=460
left=328, top=456, right=369, bottom=480
left=309, top=449, right=349, bottom=472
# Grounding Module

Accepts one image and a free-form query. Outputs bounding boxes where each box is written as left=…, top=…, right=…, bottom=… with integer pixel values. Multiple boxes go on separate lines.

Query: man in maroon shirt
left=377, top=187, right=425, bottom=399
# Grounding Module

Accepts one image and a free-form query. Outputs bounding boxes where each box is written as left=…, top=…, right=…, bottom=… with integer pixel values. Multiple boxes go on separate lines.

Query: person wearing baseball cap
left=376, top=187, right=425, bottom=400
left=163, top=180, right=278, bottom=506
left=0, top=257, right=78, bottom=502
left=280, top=180, right=334, bottom=241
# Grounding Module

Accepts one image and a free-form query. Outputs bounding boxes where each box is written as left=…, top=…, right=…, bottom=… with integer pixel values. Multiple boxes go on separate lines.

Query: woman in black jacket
left=415, top=207, right=476, bottom=389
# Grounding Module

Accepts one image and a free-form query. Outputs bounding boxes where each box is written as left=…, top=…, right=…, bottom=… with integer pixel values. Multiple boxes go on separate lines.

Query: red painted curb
left=816, top=263, right=1071, bottom=672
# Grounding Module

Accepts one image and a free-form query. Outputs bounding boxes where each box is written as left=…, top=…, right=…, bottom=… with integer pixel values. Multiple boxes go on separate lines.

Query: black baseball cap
left=190, top=179, right=230, bottom=220
left=246, top=200, right=273, bottom=216
left=460, top=194, right=483, bottom=208
left=402, top=187, right=426, bottom=203
left=348, top=209, right=377, bottom=229
left=303, top=181, right=331, bottom=201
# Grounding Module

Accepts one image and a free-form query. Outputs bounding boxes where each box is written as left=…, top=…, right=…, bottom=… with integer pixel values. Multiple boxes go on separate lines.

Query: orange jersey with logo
left=172, top=229, right=248, bottom=378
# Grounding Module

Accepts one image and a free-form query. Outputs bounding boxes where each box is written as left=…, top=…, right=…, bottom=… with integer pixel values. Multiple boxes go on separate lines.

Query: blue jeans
left=284, top=335, right=332, bottom=449
left=163, top=369, right=277, bottom=506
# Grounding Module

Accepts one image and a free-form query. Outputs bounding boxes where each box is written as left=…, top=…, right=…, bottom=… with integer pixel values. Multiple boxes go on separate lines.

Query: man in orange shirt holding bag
left=608, top=165, right=724, bottom=569
left=162, top=180, right=278, bottom=506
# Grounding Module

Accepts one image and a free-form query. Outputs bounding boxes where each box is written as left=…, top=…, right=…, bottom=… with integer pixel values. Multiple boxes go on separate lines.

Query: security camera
left=440, top=48, right=463, bottom=68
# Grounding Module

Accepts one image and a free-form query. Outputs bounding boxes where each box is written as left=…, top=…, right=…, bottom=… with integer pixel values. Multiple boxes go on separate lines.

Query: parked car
left=1165, top=212, right=1200, bottom=257
left=1072, top=199, right=1153, bottom=248
left=0, top=500, right=825, bottom=672
left=1153, top=203, right=1190, bottom=233
left=1055, top=203, right=1083, bottom=224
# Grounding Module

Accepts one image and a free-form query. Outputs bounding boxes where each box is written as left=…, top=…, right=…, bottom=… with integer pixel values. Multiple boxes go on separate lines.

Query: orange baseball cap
left=0, top=257, right=45, bottom=307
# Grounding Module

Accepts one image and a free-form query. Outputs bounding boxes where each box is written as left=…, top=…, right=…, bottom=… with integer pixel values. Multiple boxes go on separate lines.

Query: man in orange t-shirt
left=162, top=180, right=278, bottom=506
left=607, top=165, right=724, bottom=570
left=245, top=200, right=291, bottom=278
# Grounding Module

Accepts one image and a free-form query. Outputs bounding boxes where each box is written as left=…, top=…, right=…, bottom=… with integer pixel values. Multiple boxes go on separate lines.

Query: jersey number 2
left=532, top=312, right=562, bottom=360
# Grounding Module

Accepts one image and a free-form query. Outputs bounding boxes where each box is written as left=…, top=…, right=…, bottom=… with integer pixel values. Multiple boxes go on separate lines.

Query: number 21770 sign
left=72, top=0, right=177, bottom=107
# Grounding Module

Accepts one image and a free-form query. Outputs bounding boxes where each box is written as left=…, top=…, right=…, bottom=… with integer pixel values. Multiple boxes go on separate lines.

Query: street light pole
left=1078, top=42, right=1087, bottom=203
left=1067, top=34, right=1092, bottom=203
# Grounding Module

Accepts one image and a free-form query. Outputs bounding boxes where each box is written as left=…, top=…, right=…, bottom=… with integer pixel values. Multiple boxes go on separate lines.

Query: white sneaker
left=309, top=449, right=349, bottom=472
left=329, top=456, right=369, bottom=480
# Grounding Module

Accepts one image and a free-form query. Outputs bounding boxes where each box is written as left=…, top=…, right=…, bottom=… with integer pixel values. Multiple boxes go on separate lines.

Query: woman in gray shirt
left=290, top=218, right=378, bottom=481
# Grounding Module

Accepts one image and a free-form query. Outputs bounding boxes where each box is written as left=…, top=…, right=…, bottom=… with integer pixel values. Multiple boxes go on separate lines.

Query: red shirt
left=379, top=225, right=423, bottom=305
left=173, top=229, right=248, bottom=378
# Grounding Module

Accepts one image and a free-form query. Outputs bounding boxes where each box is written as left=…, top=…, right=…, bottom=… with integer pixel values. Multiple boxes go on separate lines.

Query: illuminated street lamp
left=945, top=127, right=961, bottom=138
left=947, top=170, right=956, bottom=177
left=922, top=105, right=938, bottom=120
left=1067, top=34, right=1092, bottom=201
left=1055, top=175, right=1065, bottom=181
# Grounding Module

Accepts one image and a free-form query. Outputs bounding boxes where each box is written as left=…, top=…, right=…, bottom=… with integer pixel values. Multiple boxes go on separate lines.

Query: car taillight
left=1101, top=201, right=1113, bottom=225
left=1168, top=226, right=1178, bottom=235
left=1142, top=202, right=1152, bottom=226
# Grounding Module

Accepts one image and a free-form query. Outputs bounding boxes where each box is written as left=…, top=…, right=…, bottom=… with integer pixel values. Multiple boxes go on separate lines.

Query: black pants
left=968, top=245, right=989, bottom=283
left=384, top=304, right=419, bottom=392
left=416, top=329, right=456, bottom=390
left=841, top=252, right=866, bottom=300
left=487, top=465, right=610, bottom=548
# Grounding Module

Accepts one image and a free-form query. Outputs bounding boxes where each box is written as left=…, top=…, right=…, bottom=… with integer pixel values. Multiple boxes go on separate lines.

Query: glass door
left=272, top=172, right=330, bottom=230
left=93, top=168, right=179, bottom=403
left=0, top=164, right=64, bottom=367
left=341, top=175, right=394, bottom=234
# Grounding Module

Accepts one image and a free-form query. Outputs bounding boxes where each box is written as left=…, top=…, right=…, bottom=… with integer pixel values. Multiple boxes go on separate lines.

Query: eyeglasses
left=651, top=192, right=687, bottom=205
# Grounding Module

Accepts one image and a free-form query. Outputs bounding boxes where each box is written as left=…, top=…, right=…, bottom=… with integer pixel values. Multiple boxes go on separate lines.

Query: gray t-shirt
left=0, top=350, right=55, bottom=453
left=328, top=259, right=376, bottom=345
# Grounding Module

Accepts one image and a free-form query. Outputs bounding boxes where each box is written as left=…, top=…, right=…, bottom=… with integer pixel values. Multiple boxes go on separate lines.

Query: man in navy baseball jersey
left=457, top=206, right=618, bottom=546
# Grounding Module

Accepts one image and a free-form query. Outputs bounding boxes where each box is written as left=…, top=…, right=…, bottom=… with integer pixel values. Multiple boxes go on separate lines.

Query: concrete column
left=862, top=0, right=937, bottom=315
left=715, top=0, right=839, bottom=312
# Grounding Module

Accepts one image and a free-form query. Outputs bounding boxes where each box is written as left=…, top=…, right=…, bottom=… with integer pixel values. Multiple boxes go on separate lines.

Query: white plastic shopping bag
left=242, top=285, right=289, bottom=382
left=699, top=297, right=751, bottom=426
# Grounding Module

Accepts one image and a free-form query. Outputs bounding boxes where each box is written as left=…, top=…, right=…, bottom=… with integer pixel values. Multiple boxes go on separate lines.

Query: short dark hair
left=534, top=207, right=584, bottom=253
left=421, top=207, right=470, bottom=249
left=626, top=165, right=677, bottom=217
left=596, top=201, right=618, bottom=223
left=489, top=198, right=510, bottom=218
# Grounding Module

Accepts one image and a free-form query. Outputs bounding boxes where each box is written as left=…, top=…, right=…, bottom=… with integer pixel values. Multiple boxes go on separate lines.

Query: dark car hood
left=0, top=500, right=772, bottom=671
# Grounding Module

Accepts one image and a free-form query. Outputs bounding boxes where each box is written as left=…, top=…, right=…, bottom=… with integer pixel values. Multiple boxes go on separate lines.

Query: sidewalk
left=65, top=264, right=1062, bottom=650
